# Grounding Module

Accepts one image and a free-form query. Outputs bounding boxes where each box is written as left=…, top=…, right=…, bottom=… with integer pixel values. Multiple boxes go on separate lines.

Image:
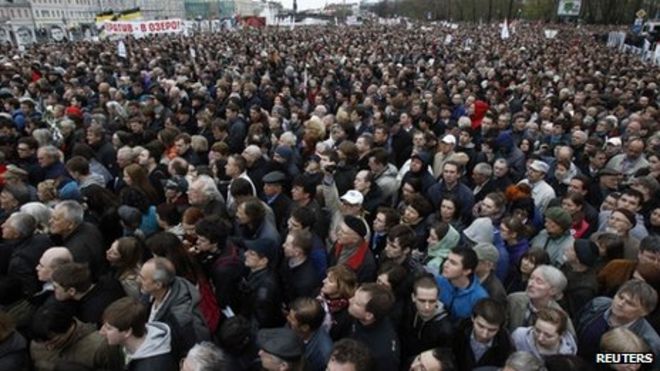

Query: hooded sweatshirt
left=126, top=322, right=176, bottom=371
left=424, top=225, right=460, bottom=274
left=511, top=326, right=577, bottom=360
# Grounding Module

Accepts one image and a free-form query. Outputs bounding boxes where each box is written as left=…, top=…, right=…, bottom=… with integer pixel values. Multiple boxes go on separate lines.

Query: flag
left=118, top=40, right=127, bottom=58
left=501, top=19, right=510, bottom=40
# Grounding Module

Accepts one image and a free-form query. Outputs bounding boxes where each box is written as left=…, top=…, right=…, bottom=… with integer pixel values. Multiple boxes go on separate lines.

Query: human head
left=181, top=341, right=231, bottom=371
left=283, top=229, right=312, bottom=260
left=442, top=247, right=479, bottom=281
left=384, top=224, right=416, bottom=263
left=533, top=307, right=569, bottom=349
left=410, top=348, right=457, bottom=371
left=37, top=247, right=73, bottom=283
left=49, top=200, right=84, bottom=237
left=372, top=207, right=400, bottom=234
left=0, top=183, right=30, bottom=211
left=471, top=298, right=506, bottom=344
left=526, top=265, right=567, bottom=301
left=257, top=327, right=303, bottom=371
left=326, top=338, right=373, bottom=371
left=188, top=175, right=222, bottom=206
left=638, top=236, right=660, bottom=267
left=502, top=351, right=545, bottom=371
left=100, top=297, right=148, bottom=345
left=31, top=304, right=76, bottom=348
left=610, top=280, right=658, bottom=323
left=51, top=262, right=92, bottom=301
left=348, top=282, right=394, bottom=324
left=195, top=217, right=229, bottom=253
left=600, top=327, right=650, bottom=370
left=138, top=257, right=176, bottom=296
left=1, top=212, right=36, bottom=241
left=286, top=297, right=325, bottom=337
left=412, top=275, right=439, bottom=320
left=106, top=236, right=143, bottom=272
left=322, top=265, right=358, bottom=299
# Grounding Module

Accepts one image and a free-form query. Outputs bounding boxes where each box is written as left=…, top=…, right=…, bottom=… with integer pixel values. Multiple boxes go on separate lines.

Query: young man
left=286, top=297, right=333, bottom=371
left=452, top=298, right=513, bottom=370
left=325, top=338, right=373, bottom=371
left=280, top=229, right=322, bottom=303
left=409, top=348, right=457, bottom=371
left=399, top=275, right=453, bottom=365
left=348, top=283, right=400, bottom=371
left=100, top=297, right=176, bottom=370
left=436, top=247, right=488, bottom=320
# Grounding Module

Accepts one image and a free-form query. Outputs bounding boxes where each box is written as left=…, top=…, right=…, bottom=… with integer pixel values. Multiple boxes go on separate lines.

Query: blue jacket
left=304, top=328, right=333, bottom=371
left=436, top=274, right=488, bottom=320
left=426, top=181, right=475, bottom=223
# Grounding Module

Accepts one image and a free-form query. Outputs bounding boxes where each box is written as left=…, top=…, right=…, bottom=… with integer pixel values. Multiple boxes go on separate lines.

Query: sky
left=274, top=0, right=360, bottom=11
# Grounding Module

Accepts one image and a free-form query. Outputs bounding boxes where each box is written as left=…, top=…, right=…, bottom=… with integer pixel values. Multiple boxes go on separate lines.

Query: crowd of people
left=0, top=19, right=658, bottom=371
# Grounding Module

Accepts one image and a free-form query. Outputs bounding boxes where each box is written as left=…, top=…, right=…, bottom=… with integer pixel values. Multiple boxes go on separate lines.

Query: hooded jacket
left=511, top=326, right=577, bottom=360
left=436, top=274, right=489, bottom=321
left=150, top=277, right=211, bottom=360
left=374, top=163, right=400, bottom=203
left=126, top=322, right=176, bottom=371
left=30, top=320, right=123, bottom=371
left=0, top=330, right=28, bottom=371
left=424, top=225, right=460, bottom=274
left=399, top=300, right=453, bottom=362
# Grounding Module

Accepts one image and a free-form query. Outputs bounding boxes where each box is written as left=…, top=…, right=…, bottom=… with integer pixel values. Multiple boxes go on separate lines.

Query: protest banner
left=103, top=19, right=184, bottom=37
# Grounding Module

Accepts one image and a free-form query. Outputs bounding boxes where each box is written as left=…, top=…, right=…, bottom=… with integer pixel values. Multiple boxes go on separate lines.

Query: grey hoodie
left=511, top=326, right=577, bottom=360
left=128, top=322, right=172, bottom=362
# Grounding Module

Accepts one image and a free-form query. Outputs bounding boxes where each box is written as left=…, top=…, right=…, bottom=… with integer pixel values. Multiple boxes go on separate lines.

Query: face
left=617, top=194, right=641, bottom=213
left=337, top=222, right=360, bottom=246
left=413, top=287, right=438, bottom=319
left=106, top=241, right=121, bottom=265
left=137, top=263, right=159, bottom=295
left=258, top=350, right=284, bottom=371
left=442, top=252, right=467, bottom=280
left=442, top=164, right=459, bottom=185
left=353, top=171, right=370, bottom=192
left=49, top=207, right=71, bottom=236
left=348, top=289, right=370, bottom=321
left=402, top=183, right=416, bottom=202
left=561, top=198, right=580, bottom=215
left=493, top=161, right=508, bottom=178
left=520, top=257, right=535, bottom=274
left=282, top=234, right=298, bottom=258
left=480, top=197, right=498, bottom=217
left=99, top=322, right=126, bottom=346
left=527, top=168, right=544, bottom=183
left=533, top=319, right=561, bottom=349
left=385, top=237, right=408, bottom=261
left=472, top=315, right=500, bottom=343
left=225, top=157, right=240, bottom=177
left=327, top=357, right=358, bottom=371
left=410, top=158, right=423, bottom=173
left=544, top=219, right=564, bottom=237
left=17, top=143, right=33, bottom=159
left=607, top=211, right=633, bottom=235
left=440, top=199, right=456, bottom=221
left=291, top=185, right=306, bottom=202
left=409, top=349, right=442, bottom=371
left=638, top=249, right=660, bottom=267
left=373, top=212, right=387, bottom=233
left=626, top=141, right=644, bottom=160
left=244, top=249, right=266, bottom=270
left=526, top=269, right=555, bottom=300
left=376, top=273, right=391, bottom=288
left=321, top=273, right=339, bottom=296
left=52, top=281, right=74, bottom=301
left=236, top=204, right=250, bottom=225
left=187, top=184, right=205, bottom=206
left=403, top=205, right=421, bottom=224
left=611, top=292, right=648, bottom=323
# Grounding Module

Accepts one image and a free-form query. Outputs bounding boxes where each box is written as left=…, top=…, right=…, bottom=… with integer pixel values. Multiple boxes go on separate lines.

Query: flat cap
left=257, top=328, right=303, bottom=361
left=262, top=171, right=287, bottom=184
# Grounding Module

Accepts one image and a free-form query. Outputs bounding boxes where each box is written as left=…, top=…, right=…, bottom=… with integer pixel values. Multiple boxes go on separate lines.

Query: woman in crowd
left=317, top=265, right=357, bottom=341
left=106, top=236, right=143, bottom=299
left=511, top=307, right=577, bottom=360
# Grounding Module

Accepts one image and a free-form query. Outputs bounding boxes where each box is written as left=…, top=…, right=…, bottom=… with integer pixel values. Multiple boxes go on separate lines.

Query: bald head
left=241, top=145, right=262, bottom=166
left=37, top=247, right=73, bottom=283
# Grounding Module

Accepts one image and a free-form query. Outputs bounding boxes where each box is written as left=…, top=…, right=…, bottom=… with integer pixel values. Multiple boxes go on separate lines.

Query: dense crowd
left=0, top=20, right=659, bottom=371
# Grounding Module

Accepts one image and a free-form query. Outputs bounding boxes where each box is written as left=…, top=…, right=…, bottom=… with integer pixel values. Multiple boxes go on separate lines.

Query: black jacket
left=399, top=302, right=453, bottom=364
left=74, top=275, right=126, bottom=327
left=239, top=268, right=284, bottom=330
left=266, top=193, right=293, bottom=235
left=199, top=245, right=244, bottom=309
left=0, top=330, right=28, bottom=371
left=56, top=222, right=107, bottom=280
left=7, top=234, right=52, bottom=295
left=279, top=258, right=321, bottom=304
left=452, top=320, right=513, bottom=370
left=91, top=139, right=117, bottom=177
left=350, top=318, right=401, bottom=371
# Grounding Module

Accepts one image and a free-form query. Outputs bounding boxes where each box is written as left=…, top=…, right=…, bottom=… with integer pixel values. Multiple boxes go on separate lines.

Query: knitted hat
left=463, top=217, right=494, bottom=244
left=344, top=215, right=367, bottom=239
left=274, top=145, right=293, bottom=161
left=544, top=207, right=572, bottom=231
left=473, top=243, right=499, bottom=264
left=573, top=239, right=599, bottom=267
left=613, top=208, right=636, bottom=228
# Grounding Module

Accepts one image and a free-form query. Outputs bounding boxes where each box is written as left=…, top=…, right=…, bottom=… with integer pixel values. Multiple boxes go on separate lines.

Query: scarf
left=334, top=240, right=369, bottom=271
left=325, top=296, right=349, bottom=314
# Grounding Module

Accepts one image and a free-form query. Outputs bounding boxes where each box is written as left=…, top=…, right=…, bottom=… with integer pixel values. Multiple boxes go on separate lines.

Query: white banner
left=13, top=25, right=35, bottom=46
left=557, top=0, right=581, bottom=16
left=104, top=19, right=184, bottom=36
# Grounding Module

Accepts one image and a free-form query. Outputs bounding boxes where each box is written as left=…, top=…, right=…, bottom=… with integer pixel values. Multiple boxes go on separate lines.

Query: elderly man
left=506, top=265, right=574, bottom=334
left=138, top=257, right=210, bottom=360
left=180, top=342, right=230, bottom=371
left=577, top=280, right=660, bottom=362
left=471, top=162, right=496, bottom=203
left=328, top=216, right=376, bottom=283
left=187, top=174, right=229, bottom=220
left=0, top=183, right=31, bottom=225
left=50, top=201, right=104, bottom=272
left=243, top=144, right=271, bottom=197
left=518, top=160, right=555, bottom=214
left=37, top=145, right=69, bottom=182
left=606, top=137, right=649, bottom=179
left=224, top=154, right=256, bottom=211
left=2, top=212, right=52, bottom=295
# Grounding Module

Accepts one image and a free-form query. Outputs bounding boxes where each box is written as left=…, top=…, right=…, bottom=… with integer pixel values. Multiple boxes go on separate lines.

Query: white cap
left=529, top=160, right=549, bottom=173
left=606, top=137, right=622, bottom=147
left=340, top=190, right=364, bottom=206
left=441, top=134, right=456, bottom=145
